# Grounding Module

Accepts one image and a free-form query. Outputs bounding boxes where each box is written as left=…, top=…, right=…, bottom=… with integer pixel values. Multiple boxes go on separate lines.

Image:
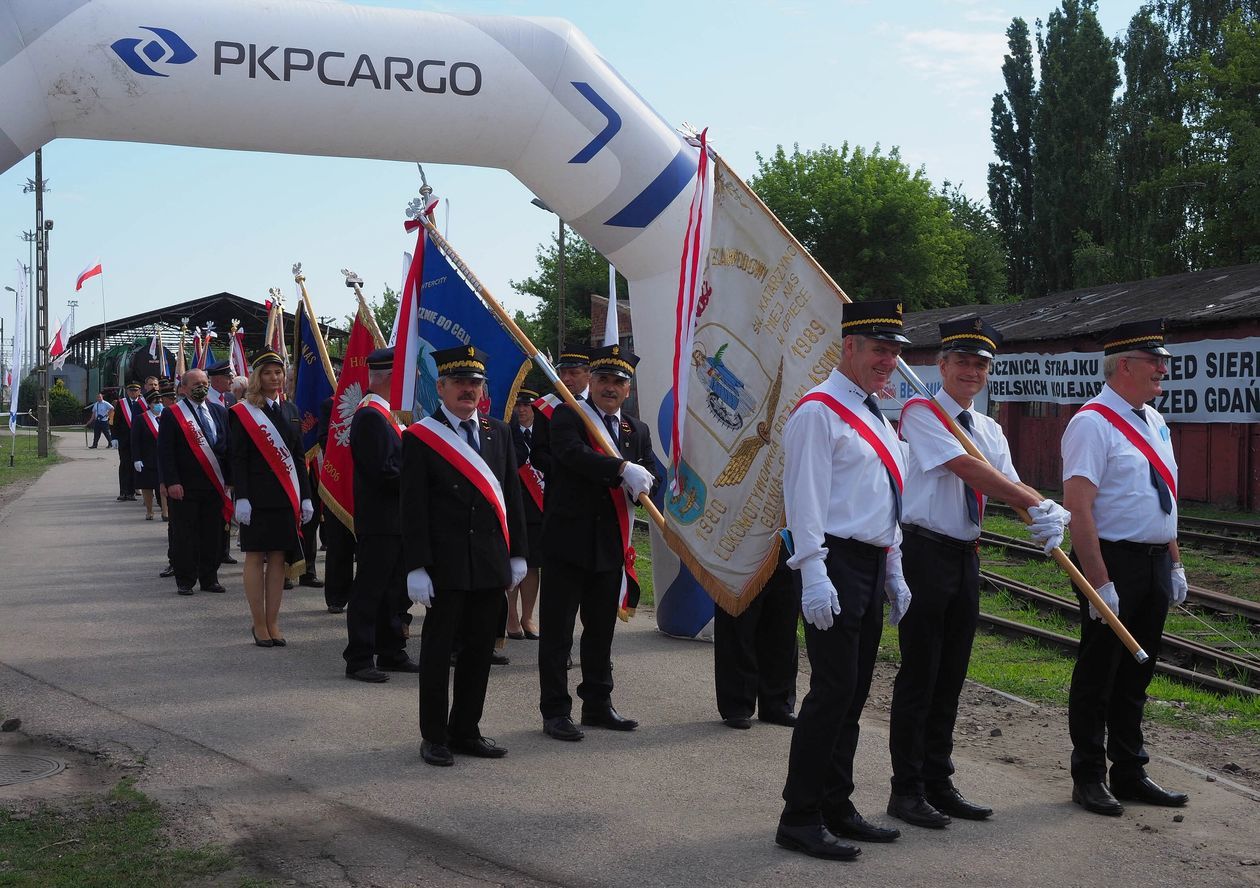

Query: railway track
left=979, top=570, right=1260, bottom=697
left=978, top=530, right=1260, bottom=624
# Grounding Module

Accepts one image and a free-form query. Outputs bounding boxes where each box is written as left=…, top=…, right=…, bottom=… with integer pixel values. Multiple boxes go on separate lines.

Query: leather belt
left=822, top=533, right=885, bottom=558
left=902, top=522, right=979, bottom=553
left=1101, top=539, right=1170, bottom=556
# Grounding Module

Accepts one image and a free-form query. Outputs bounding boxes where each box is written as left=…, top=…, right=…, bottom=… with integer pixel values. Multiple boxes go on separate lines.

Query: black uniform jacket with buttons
left=541, top=403, right=659, bottom=573
left=111, top=397, right=144, bottom=451
left=400, top=410, right=527, bottom=590
left=228, top=399, right=310, bottom=508
left=350, top=403, right=402, bottom=537
left=512, top=421, right=544, bottom=528
left=157, top=399, right=231, bottom=492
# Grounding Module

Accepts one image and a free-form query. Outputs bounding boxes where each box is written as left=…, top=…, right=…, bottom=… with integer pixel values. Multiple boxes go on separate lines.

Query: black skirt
left=240, top=506, right=301, bottom=556
left=524, top=522, right=543, bottom=569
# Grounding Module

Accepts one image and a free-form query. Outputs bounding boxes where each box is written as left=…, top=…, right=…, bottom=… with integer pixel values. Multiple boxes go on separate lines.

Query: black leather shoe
left=283, top=578, right=294, bottom=590
left=202, top=583, right=226, bottom=594
left=774, top=823, right=860, bottom=861
left=1072, top=781, right=1124, bottom=816
left=270, top=636, right=287, bottom=647
left=830, top=809, right=902, bottom=841
left=159, top=566, right=176, bottom=578
left=346, top=667, right=390, bottom=683
left=581, top=706, right=639, bottom=731
left=886, top=794, right=949, bottom=829
left=543, top=716, right=585, bottom=741
left=299, top=574, right=324, bottom=588
left=221, top=555, right=238, bottom=565
left=926, top=783, right=993, bottom=820
left=490, top=652, right=510, bottom=666
left=420, top=740, right=454, bottom=766
left=327, top=605, right=345, bottom=614
left=723, top=716, right=753, bottom=730
left=450, top=735, right=507, bottom=758
left=523, top=629, right=540, bottom=640
left=177, top=586, right=195, bottom=596
left=377, top=657, right=421, bottom=673
left=251, top=628, right=273, bottom=648
left=1111, top=777, right=1188, bottom=807
left=759, top=711, right=797, bottom=727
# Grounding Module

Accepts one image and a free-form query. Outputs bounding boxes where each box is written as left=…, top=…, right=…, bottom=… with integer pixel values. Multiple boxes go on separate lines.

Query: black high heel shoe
left=252, top=628, right=274, bottom=648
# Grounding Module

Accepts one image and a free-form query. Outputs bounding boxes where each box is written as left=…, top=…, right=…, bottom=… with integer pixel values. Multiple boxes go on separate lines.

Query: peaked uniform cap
left=841, top=300, right=910, bottom=344
left=939, top=315, right=1003, bottom=360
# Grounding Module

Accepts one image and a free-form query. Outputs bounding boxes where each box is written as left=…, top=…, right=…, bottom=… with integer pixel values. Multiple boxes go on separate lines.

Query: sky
left=0, top=0, right=1146, bottom=368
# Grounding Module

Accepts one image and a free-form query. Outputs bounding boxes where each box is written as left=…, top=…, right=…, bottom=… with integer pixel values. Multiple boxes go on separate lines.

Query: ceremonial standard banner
left=293, top=299, right=335, bottom=459
left=988, top=337, right=1260, bottom=423
left=318, top=306, right=377, bottom=531
left=416, top=237, right=531, bottom=422
left=656, top=163, right=847, bottom=616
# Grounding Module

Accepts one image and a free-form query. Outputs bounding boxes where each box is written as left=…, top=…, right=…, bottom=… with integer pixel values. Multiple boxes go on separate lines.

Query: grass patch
left=0, top=778, right=232, bottom=887
left=0, top=431, right=61, bottom=492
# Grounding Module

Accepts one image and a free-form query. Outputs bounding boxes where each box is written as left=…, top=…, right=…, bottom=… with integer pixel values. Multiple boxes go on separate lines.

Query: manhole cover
left=0, top=754, right=65, bottom=787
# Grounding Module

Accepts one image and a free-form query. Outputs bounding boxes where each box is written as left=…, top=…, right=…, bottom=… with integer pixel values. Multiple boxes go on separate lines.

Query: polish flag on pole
left=75, top=261, right=102, bottom=291
left=390, top=192, right=439, bottom=416
left=50, top=316, right=73, bottom=370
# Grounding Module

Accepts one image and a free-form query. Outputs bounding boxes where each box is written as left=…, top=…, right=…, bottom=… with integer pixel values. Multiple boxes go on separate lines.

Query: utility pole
left=19, top=233, right=34, bottom=372
left=26, top=150, right=51, bottom=457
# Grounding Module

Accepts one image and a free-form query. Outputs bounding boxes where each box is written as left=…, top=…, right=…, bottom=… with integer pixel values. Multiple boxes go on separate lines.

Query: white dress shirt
left=900, top=389, right=1020, bottom=541
left=784, top=369, right=906, bottom=570
left=439, top=402, right=480, bottom=450
left=1061, top=383, right=1178, bottom=544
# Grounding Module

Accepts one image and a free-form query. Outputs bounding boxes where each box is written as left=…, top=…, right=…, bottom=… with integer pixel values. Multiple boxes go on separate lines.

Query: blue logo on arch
left=112, top=27, right=197, bottom=77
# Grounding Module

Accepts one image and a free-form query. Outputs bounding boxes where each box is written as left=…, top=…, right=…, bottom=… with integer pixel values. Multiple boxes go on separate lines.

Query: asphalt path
left=1, top=439, right=1257, bottom=887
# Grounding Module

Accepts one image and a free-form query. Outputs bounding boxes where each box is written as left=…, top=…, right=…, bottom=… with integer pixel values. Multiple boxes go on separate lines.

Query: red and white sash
left=117, top=397, right=136, bottom=428
left=900, top=396, right=984, bottom=520
left=358, top=393, right=404, bottom=436
left=518, top=462, right=545, bottom=511
left=532, top=392, right=564, bottom=420
left=794, top=392, right=905, bottom=493
left=231, top=401, right=302, bottom=528
left=1079, top=403, right=1178, bottom=498
left=406, top=416, right=509, bottom=549
left=139, top=407, right=160, bottom=441
left=172, top=400, right=232, bottom=522
left=578, top=400, right=640, bottom=614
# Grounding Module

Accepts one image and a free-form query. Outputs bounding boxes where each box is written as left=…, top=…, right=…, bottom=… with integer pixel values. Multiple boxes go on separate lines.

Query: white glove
left=1170, top=563, right=1188, bottom=605
left=133, top=460, right=144, bottom=472
left=1028, top=499, right=1071, bottom=554
left=884, top=543, right=911, bottom=626
left=620, top=462, right=654, bottom=499
left=801, top=578, right=841, bottom=630
left=300, top=498, right=314, bottom=524
left=509, top=556, right=528, bottom=589
left=1088, top=581, right=1120, bottom=622
left=234, top=498, right=252, bottom=526
left=407, top=568, right=434, bottom=607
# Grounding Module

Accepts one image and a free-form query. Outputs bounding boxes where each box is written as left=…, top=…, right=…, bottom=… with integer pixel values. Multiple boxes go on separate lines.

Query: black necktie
left=863, top=395, right=902, bottom=522
left=523, top=427, right=533, bottom=446
left=602, top=413, right=619, bottom=447
left=199, top=405, right=217, bottom=445
left=460, top=419, right=479, bottom=454
left=956, top=410, right=980, bottom=526
left=1131, top=408, right=1173, bottom=514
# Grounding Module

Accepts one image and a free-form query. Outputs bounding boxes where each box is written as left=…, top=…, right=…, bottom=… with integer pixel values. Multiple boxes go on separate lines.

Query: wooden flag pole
left=418, top=215, right=666, bottom=534
left=708, top=147, right=1146, bottom=663
left=292, top=263, right=338, bottom=388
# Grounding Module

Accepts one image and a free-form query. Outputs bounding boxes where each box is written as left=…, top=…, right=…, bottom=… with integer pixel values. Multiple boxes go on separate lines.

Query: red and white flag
left=230, top=328, right=249, bottom=378
left=390, top=193, right=438, bottom=415
left=50, top=316, right=73, bottom=369
left=75, top=261, right=102, bottom=291
left=667, top=129, right=714, bottom=494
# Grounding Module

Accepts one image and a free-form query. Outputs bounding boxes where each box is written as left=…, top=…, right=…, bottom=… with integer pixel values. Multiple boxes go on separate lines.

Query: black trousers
left=538, top=558, right=621, bottom=719
left=1069, top=541, right=1170, bottom=784
left=322, top=511, right=356, bottom=609
left=418, top=585, right=501, bottom=745
left=780, top=537, right=885, bottom=827
left=889, top=530, right=979, bottom=795
left=169, top=490, right=223, bottom=590
left=713, top=563, right=799, bottom=720
left=300, top=466, right=321, bottom=576
left=343, top=534, right=408, bottom=671
left=90, top=419, right=110, bottom=447
left=117, top=446, right=134, bottom=496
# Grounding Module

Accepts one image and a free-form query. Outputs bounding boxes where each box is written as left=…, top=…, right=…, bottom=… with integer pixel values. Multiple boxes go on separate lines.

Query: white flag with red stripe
left=75, top=260, right=102, bottom=291
left=390, top=195, right=438, bottom=415
left=50, top=315, right=73, bottom=370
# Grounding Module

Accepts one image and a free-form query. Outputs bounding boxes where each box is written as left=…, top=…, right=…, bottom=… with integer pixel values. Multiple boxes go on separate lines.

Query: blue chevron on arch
left=605, top=146, right=696, bottom=229
left=569, top=81, right=621, bottom=164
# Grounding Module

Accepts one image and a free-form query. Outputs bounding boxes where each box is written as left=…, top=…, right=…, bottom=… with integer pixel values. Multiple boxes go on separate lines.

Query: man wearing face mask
left=158, top=368, right=232, bottom=597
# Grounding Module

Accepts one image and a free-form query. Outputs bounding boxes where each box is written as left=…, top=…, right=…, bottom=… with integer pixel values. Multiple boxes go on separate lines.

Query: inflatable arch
left=1, top=0, right=715, bottom=636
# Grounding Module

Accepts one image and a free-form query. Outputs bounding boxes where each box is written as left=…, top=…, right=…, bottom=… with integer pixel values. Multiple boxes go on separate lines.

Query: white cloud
left=897, top=28, right=1009, bottom=98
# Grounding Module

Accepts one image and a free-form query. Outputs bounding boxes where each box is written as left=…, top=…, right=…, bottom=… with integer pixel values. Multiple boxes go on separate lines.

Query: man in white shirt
left=1061, top=319, right=1188, bottom=816
left=777, top=299, right=910, bottom=862
left=888, top=317, right=1068, bottom=829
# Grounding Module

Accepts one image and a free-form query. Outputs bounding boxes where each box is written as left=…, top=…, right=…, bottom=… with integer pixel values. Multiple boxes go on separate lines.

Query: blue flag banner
left=294, top=300, right=335, bottom=459
left=415, top=237, right=530, bottom=422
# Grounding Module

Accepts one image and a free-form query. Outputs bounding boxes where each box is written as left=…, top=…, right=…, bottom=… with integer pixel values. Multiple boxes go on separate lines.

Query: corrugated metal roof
left=901, top=262, right=1260, bottom=348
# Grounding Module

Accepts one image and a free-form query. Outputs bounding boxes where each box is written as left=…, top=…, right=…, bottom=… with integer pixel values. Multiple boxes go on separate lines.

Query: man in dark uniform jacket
left=344, top=347, right=417, bottom=682
left=318, top=393, right=355, bottom=612
left=401, top=345, right=527, bottom=766
left=509, top=388, right=544, bottom=640
left=538, top=344, right=659, bottom=742
left=158, top=368, right=230, bottom=596
left=714, top=548, right=800, bottom=730
left=112, top=382, right=144, bottom=500
left=206, top=362, right=238, bottom=566
left=525, top=342, right=591, bottom=480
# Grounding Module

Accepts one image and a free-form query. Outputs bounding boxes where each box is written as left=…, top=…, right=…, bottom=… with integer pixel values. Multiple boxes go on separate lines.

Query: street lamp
left=530, top=198, right=566, bottom=349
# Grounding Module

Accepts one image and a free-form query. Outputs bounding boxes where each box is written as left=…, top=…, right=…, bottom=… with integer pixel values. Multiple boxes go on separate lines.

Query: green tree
left=1032, top=0, right=1120, bottom=293
left=943, top=183, right=1012, bottom=303
left=987, top=17, right=1038, bottom=298
left=750, top=143, right=967, bottom=310
left=1178, top=10, right=1260, bottom=264
left=510, top=233, right=625, bottom=360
